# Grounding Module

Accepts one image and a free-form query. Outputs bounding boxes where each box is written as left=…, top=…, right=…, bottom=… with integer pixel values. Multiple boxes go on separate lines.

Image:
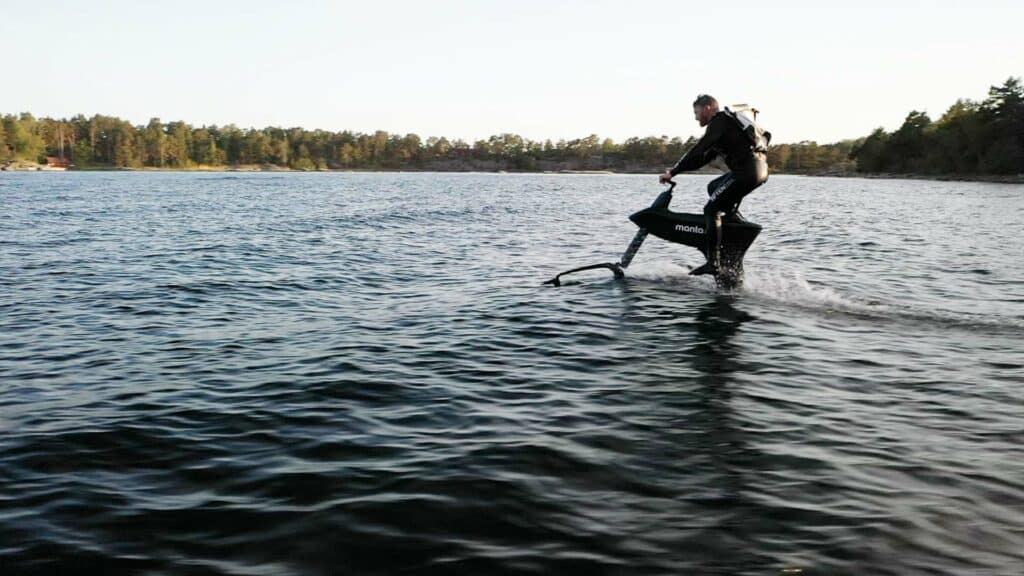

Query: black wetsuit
left=669, top=111, right=769, bottom=269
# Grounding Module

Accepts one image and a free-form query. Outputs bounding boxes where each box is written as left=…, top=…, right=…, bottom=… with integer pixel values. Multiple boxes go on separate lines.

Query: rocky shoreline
left=1, top=160, right=60, bottom=171
left=2, top=160, right=1020, bottom=184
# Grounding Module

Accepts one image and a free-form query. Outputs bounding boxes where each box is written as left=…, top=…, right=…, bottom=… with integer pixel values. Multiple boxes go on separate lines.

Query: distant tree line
left=0, top=115, right=699, bottom=172
left=2, top=77, right=1020, bottom=175
left=850, top=77, right=1023, bottom=175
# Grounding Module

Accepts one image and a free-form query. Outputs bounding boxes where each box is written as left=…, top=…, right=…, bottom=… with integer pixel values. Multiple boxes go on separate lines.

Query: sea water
left=1, top=172, right=1022, bottom=574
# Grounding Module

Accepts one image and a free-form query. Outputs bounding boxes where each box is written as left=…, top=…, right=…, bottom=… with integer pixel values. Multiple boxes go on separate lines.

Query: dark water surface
left=2, top=172, right=1022, bottom=575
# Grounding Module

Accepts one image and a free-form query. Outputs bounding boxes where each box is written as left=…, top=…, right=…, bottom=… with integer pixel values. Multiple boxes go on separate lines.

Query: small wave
left=196, top=174, right=286, bottom=181
left=622, top=260, right=716, bottom=290
left=742, top=267, right=876, bottom=313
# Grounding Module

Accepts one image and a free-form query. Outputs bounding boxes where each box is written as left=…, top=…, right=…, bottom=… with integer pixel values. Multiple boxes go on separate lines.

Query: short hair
left=693, top=94, right=718, bottom=108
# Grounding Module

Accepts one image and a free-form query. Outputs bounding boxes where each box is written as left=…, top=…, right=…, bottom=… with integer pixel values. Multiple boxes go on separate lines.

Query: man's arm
left=669, top=116, right=725, bottom=176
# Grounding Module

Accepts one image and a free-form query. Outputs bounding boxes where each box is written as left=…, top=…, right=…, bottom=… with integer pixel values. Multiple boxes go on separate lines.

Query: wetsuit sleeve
left=669, top=116, right=724, bottom=175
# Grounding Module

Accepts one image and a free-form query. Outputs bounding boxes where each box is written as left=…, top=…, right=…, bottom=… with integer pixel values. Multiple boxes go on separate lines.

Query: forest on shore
left=2, top=78, right=1020, bottom=177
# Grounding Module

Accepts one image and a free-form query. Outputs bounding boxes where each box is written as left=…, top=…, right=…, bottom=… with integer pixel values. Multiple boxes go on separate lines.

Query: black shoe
left=690, top=262, right=719, bottom=276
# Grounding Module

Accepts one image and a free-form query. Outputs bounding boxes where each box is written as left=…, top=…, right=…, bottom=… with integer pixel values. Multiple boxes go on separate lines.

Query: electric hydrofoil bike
left=542, top=180, right=761, bottom=290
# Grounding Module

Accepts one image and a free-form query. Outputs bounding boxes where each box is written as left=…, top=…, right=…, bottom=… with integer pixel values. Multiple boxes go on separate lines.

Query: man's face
left=693, top=104, right=713, bottom=127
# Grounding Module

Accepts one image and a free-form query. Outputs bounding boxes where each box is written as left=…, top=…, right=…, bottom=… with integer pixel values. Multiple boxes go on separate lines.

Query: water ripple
left=1, top=172, right=1022, bottom=575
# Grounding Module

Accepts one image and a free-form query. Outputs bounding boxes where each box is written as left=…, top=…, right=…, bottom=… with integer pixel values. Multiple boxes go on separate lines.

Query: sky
left=1, top=0, right=1021, bottom=144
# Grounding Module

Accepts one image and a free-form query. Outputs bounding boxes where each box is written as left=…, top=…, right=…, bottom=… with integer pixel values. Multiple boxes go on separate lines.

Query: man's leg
left=694, top=156, right=769, bottom=275
left=706, top=172, right=733, bottom=198
left=709, top=173, right=748, bottom=222
left=692, top=174, right=748, bottom=276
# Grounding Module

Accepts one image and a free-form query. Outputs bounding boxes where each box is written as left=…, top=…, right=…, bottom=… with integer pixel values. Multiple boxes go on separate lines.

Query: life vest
left=723, top=107, right=771, bottom=153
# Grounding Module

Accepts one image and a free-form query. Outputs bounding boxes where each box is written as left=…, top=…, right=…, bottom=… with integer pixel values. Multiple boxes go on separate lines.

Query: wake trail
left=741, top=265, right=1024, bottom=333
left=625, top=260, right=1023, bottom=333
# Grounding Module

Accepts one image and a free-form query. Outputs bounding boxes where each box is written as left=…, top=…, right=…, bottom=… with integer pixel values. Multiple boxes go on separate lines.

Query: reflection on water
left=691, top=295, right=755, bottom=378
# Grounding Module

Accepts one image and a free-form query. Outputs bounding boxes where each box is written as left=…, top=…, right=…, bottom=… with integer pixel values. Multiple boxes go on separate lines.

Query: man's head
left=692, top=94, right=719, bottom=127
